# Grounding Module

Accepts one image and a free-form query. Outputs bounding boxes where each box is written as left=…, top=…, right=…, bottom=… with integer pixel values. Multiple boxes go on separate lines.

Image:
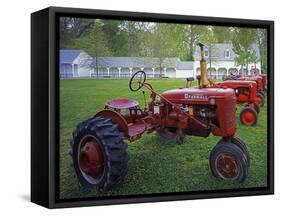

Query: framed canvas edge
left=42, top=6, right=274, bottom=209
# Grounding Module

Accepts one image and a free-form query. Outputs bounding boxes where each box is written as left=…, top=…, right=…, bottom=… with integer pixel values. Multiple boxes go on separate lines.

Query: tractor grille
left=224, top=97, right=236, bottom=128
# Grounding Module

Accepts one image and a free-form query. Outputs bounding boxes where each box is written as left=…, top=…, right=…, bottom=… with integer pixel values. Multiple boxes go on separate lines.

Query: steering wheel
left=129, top=71, right=146, bottom=92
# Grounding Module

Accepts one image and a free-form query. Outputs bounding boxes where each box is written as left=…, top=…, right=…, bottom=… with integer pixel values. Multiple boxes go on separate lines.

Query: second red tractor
left=223, top=73, right=267, bottom=106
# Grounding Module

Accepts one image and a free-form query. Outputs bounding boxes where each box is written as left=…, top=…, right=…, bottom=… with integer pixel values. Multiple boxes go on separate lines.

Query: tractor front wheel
left=240, top=107, right=258, bottom=126
left=157, top=127, right=184, bottom=143
left=70, top=116, right=129, bottom=191
left=218, top=137, right=250, bottom=167
left=210, top=141, right=249, bottom=182
left=256, top=92, right=265, bottom=107
left=259, top=90, right=266, bottom=98
left=249, top=102, right=260, bottom=114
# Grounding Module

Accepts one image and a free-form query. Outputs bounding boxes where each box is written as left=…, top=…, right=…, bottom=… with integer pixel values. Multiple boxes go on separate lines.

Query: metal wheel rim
left=241, top=110, right=256, bottom=126
left=215, top=153, right=240, bottom=180
left=78, top=135, right=105, bottom=184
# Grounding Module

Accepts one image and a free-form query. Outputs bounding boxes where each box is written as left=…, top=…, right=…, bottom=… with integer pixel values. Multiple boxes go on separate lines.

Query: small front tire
left=240, top=107, right=258, bottom=126
left=256, top=92, right=265, bottom=107
left=210, top=141, right=249, bottom=182
left=249, top=102, right=260, bottom=114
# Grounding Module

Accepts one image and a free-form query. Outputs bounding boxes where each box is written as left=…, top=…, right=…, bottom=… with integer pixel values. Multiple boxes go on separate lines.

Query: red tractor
left=186, top=43, right=261, bottom=126
left=223, top=74, right=266, bottom=107
left=259, top=74, right=267, bottom=94
left=187, top=78, right=261, bottom=126
left=213, top=80, right=261, bottom=126
left=237, top=76, right=265, bottom=107
left=70, top=46, right=250, bottom=191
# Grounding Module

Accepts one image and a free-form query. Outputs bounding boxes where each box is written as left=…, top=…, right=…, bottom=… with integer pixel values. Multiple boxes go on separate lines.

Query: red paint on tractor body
left=106, top=98, right=139, bottom=109
left=96, top=84, right=237, bottom=141
left=215, top=80, right=260, bottom=105
left=223, top=73, right=267, bottom=95
left=238, top=76, right=264, bottom=93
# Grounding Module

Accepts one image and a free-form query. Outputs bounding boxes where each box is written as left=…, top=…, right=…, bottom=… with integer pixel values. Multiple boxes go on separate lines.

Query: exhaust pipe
left=197, top=43, right=208, bottom=87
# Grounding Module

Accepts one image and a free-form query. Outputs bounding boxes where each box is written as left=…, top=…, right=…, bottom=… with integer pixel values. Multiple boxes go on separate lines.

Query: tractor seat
left=106, top=98, right=139, bottom=109
left=186, top=77, right=194, bottom=81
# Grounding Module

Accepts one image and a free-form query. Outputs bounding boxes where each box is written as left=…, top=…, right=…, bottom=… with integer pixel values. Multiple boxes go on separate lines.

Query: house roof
left=60, top=50, right=82, bottom=63
left=194, top=43, right=260, bottom=61
left=60, top=49, right=194, bottom=70
left=92, top=57, right=181, bottom=68
left=177, top=61, right=194, bottom=70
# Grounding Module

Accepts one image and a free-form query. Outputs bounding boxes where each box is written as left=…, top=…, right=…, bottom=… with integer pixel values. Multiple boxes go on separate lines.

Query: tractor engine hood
left=161, top=87, right=235, bottom=104
left=218, top=80, right=257, bottom=87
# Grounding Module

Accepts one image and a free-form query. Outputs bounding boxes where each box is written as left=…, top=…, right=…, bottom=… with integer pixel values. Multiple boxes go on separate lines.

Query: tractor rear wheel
left=157, top=127, right=184, bottom=143
left=249, top=102, right=260, bottom=114
left=240, top=107, right=258, bottom=126
left=210, top=141, right=249, bottom=182
left=256, top=92, right=265, bottom=107
left=70, top=116, right=129, bottom=191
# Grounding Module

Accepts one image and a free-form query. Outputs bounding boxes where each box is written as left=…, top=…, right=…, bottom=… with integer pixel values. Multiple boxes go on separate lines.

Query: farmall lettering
left=184, top=93, right=208, bottom=101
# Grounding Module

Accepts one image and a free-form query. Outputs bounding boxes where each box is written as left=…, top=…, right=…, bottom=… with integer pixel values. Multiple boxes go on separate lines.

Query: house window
left=204, top=50, right=209, bottom=57
left=225, top=49, right=230, bottom=58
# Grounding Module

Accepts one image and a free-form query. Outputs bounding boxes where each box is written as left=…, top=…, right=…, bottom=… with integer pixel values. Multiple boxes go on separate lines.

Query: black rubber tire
left=256, top=92, right=265, bottom=107
left=70, top=116, right=129, bottom=191
left=251, top=102, right=260, bottom=114
left=209, top=141, right=249, bottom=182
left=239, top=106, right=258, bottom=126
left=218, top=137, right=250, bottom=167
left=157, top=127, right=184, bottom=144
left=259, top=91, right=266, bottom=98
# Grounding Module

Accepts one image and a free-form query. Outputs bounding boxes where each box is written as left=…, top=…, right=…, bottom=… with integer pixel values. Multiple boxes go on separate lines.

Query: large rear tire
left=210, top=141, right=249, bottom=182
left=70, top=116, right=129, bottom=191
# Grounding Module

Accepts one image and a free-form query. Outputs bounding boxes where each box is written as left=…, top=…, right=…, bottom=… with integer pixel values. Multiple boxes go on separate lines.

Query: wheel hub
left=216, top=153, right=238, bottom=179
left=79, top=137, right=105, bottom=180
left=241, top=110, right=255, bottom=126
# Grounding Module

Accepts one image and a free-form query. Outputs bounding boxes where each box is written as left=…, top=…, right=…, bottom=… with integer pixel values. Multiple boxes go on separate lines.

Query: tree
left=66, top=21, right=112, bottom=78
left=212, top=26, right=232, bottom=43
left=180, top=25, right=208, bottom=60
left=118, top=21, right=150, bottom=57
left=142, top=23, right=179, bottom=77
left=60, top=17, right=95, bottom=48
left=256, top=29, right=267, bottom=73
left=232, top=28, right=257, bottom=74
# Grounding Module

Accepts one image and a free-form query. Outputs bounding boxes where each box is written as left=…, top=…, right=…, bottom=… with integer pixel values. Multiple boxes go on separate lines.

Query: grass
left=59, top=79, right=267, bottom=199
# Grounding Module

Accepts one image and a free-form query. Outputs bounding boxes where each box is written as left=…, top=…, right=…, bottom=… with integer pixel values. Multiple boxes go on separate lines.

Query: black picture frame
left=31, top=6, right=274, bottom=208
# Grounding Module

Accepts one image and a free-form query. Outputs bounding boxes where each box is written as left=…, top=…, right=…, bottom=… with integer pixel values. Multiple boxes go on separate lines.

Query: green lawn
left=59, top=79, right=267, bottom=199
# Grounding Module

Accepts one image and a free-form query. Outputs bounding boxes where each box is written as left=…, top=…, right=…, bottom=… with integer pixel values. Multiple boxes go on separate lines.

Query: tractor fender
left=95, top=110, right=129, bottom=137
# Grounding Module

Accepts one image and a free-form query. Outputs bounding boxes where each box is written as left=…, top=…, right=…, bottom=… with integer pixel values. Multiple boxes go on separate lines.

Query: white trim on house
left=60, top=43, right=262, bottom=79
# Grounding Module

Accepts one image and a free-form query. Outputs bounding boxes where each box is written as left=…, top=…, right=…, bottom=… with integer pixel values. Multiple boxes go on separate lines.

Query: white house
left=60, top=50, right=93, bottom=78
left=176, top=61, right=194, bottom=78
left=60, top=43, right=261, bottom=79
left=60, top=50, right=194, bottom=79
left=193, top=43, right=261, bottom=80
